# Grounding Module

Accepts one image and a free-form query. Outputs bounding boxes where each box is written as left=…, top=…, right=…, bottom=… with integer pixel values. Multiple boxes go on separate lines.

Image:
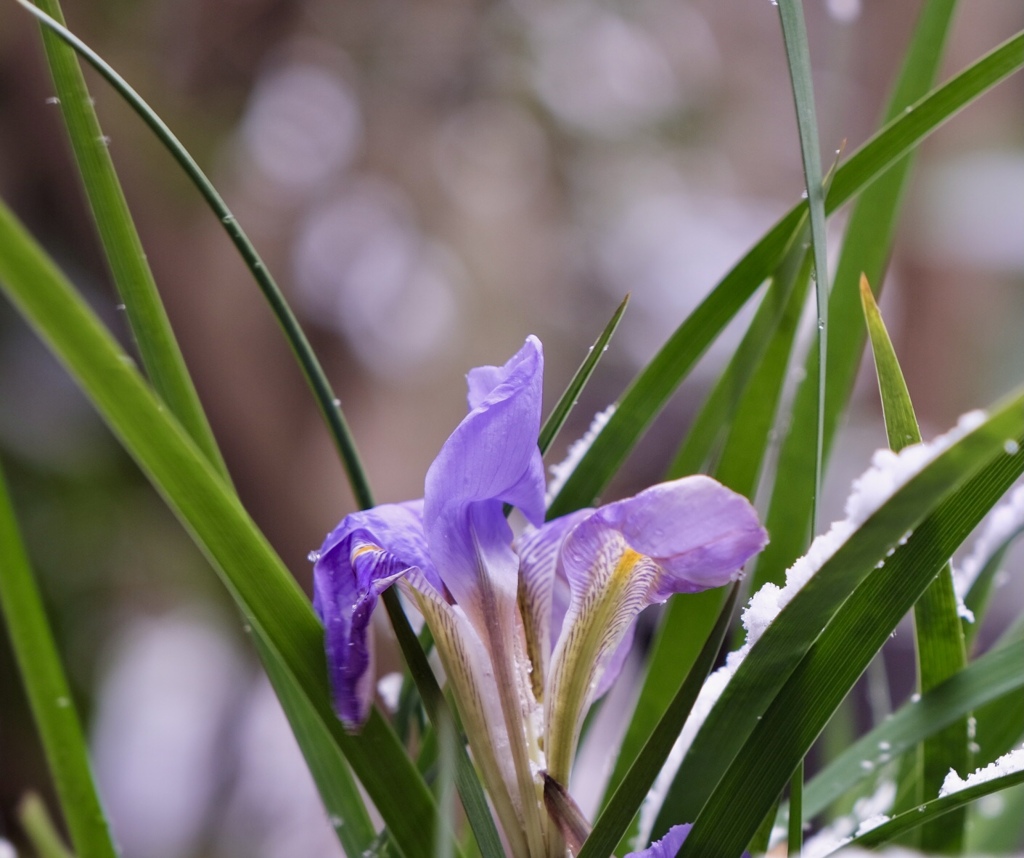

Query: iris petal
left=515, top=508, right=592, bottom=697
left=424, top=336, right=546, bottom=632
left=624, top=824, right=750, bottom=858
left=402, top=576, right=531, bottom=858
left=625, top=824, right=692, bottom=858
left=580, top=476, right=769, bottom=599
left=312, top=500, right=434, bottom=730
left=545, top=477, right=767, bottom=781
left=422, top=337, right=552, bottom=857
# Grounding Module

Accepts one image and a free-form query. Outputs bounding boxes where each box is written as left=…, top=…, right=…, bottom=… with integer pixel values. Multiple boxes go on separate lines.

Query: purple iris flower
left=312, top=336, right=767, bottom=858
left=625, top=825, right=751, bottom=858
left=625, top=825, right=692, bottom=858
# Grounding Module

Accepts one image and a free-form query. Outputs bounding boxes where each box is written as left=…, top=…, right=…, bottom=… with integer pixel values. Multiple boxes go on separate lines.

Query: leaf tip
left=859, top=273, right=878, bottom=318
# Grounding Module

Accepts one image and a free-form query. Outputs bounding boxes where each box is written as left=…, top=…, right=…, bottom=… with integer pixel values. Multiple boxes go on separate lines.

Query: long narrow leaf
left=777, top=0, right=830, bottom=530
left=862, top=277, right=968, bottom=848
left=0, top=198, right=445, bottom=858
left=861, top=279, right=920, bottom=450
left=802, top=635, right=1024, bottom=820
left=677, top=419, right=1024, bottom=856
left=539, top=295, right=629, bottom=457
left=547, top=26, right=1024, bottom=521
left=578, top=586, right=740, bottom=858
left=752, top=0, right=961, bottom=588
left=15, top=0, right=374, bottom=510
left=714, top=251, right=813, bottom=498
left=654, top=394, right=1024, bottom=838
left=0, top=462, right=118, bottom=858
left=28, top=0, right=226, bottom=478
left=849, top=768, right=1024, bottom=850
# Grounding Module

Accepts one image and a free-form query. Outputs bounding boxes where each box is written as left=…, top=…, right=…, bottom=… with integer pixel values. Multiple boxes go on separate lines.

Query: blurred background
left=0, top=0, right=1022, bottom=854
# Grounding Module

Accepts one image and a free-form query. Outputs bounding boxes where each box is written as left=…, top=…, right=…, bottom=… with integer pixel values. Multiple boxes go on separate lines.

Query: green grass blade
left=849, top=768, right=1024, bottom=850
left=577, top=585, right=740, bottom=858
left=801, top=634, right=1024, bottom=820
left=862, top=278, right=969, bottom=848
left=777, top=0, right=830, bottom=532
left=861, top=278, right=921, bottom=452
left=654, top=395, right=1024, bottom=839
left=675, top=419, right=1024, bottom=857
left=16, top=0, right=374, bottom=510
left=546, top=27, right=1024, bottom=520
left=666, top=227, right=807, bottom=479
left=0, top=198, right=446, bottom=858
left=0, top=463, right=118, bottom=858
left=715, top=251, right=812, bottom=498
left=599, top=246, right=812, bottom=838
left=15, top=20, right=489, bottom=842
left=752, top=0, right=961, bottom=588
left=27, top=0, right=227, bottom=480
left=433, top=711, right=458, bottom=858
left=539, top=295, right=629, bottom=457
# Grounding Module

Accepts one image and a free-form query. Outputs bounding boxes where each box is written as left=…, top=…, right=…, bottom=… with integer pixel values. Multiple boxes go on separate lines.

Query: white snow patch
left=545, top=404, right=617, bottom=505
left=939, top=745, right=1024, bottom=797
left=799, top=780, right=895, bottom=857
left=854, top=814, right=890, bottom=836
left=952, top=483, right=1024, bottom=623
left=377, top=672, right=404, bottom=712
left=803, top=828, right=852, bottom=858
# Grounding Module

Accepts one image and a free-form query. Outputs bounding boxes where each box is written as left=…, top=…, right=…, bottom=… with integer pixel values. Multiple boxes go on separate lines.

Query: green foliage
left=2, top=3, right=1024, bottom=857
left=862, top=278, right=969, bottom=849
left=0, top=199, right=441, bottom=858
left=0, top=464, right=117, bottom=858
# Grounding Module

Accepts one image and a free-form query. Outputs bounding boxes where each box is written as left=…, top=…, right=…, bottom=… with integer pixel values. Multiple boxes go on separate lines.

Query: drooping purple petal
left=598, top=476, right=769, bottom=600
left=424, top=336, right=546, bottom=628
left=312, top=500, right=436, bottom=730
left=624, top=824, right=692, bottom=858
left=544, top=476, right=767, bottom=781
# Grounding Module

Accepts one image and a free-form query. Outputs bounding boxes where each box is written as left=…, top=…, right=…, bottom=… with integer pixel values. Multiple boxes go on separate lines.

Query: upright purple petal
left=424, top=336, right=546, bottom=625
left=427, top=336, right=546, bottom=525
left=312, top=501, right=436, bottom=730
left=423, top=338, right=553, bottom=852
